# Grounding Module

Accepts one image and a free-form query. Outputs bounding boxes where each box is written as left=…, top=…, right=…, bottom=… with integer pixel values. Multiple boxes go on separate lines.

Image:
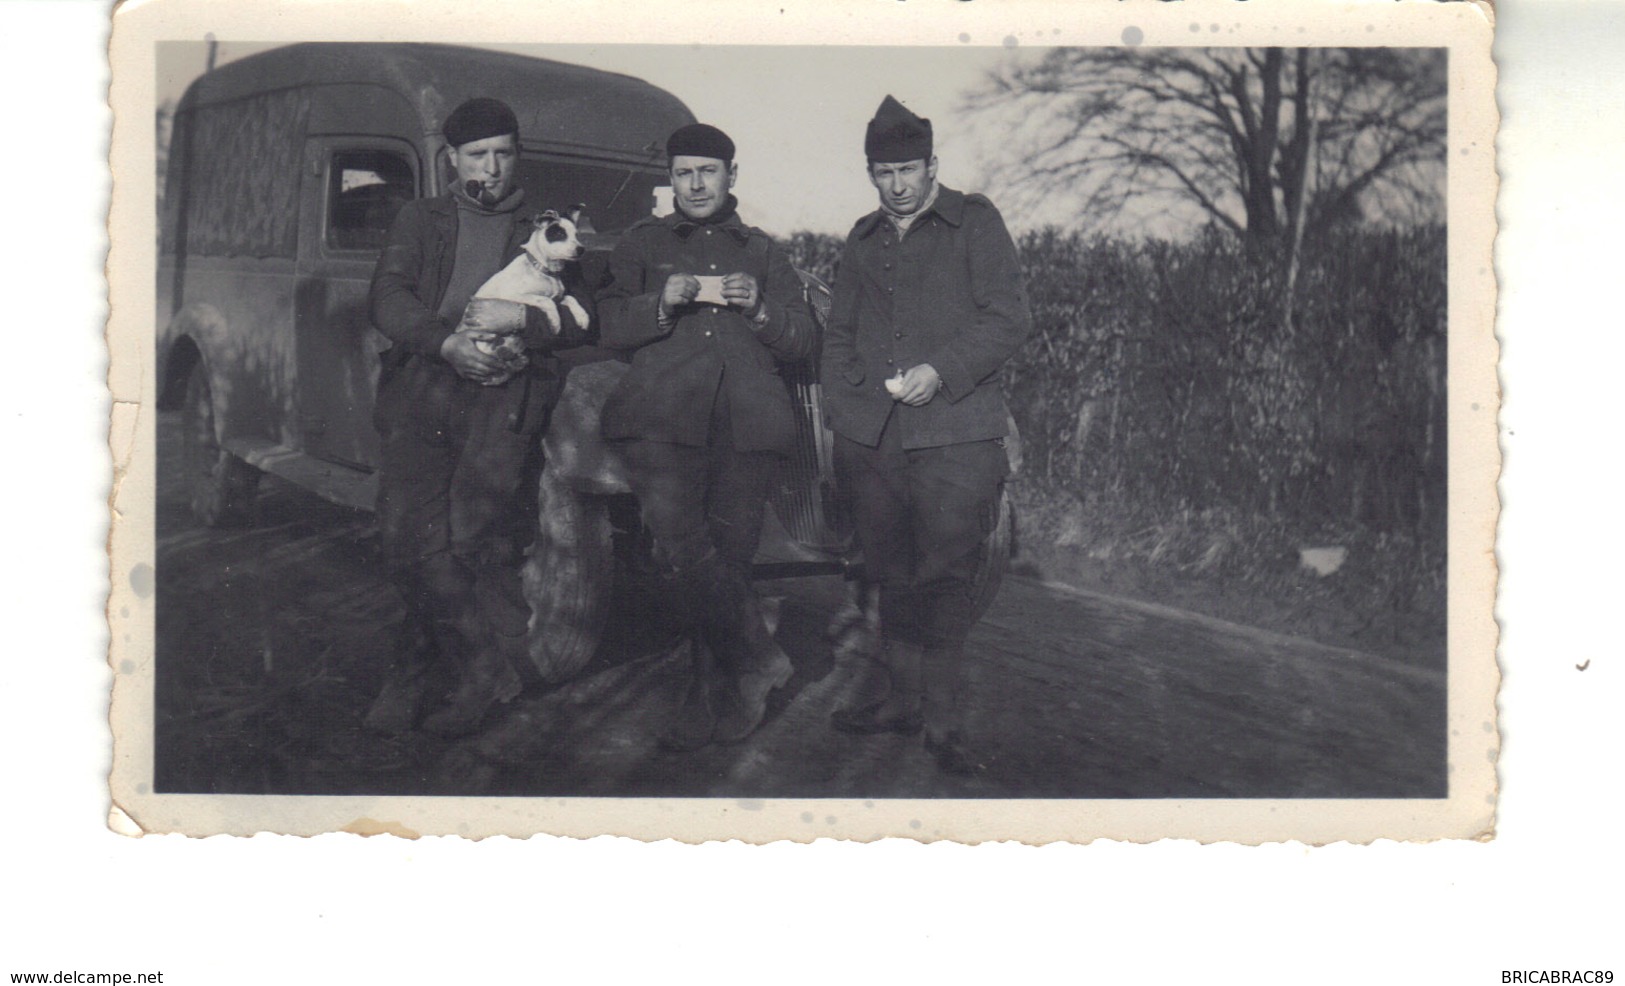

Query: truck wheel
left=520, top=459, right=615, bottom=683
left=181, top=361, right=260, bottom=527
left=831, top=489, right=1014, bottom=661
left=967, top=487, right=1015, bottom=622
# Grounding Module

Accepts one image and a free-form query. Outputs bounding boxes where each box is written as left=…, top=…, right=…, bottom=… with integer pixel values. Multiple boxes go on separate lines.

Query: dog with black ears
left=458, top=204, right=593, bottom=386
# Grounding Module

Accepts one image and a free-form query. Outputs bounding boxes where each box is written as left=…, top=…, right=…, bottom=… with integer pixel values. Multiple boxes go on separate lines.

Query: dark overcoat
left=596, top=204, right=815, bottom=454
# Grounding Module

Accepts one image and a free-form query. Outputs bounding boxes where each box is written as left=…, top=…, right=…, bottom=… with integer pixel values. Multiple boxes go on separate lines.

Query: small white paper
left=694, top=275, right=727, bottom=306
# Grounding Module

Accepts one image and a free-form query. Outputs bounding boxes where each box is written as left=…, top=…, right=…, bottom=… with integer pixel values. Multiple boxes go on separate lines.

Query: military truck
left=158, top=42, right=1013, bottom=681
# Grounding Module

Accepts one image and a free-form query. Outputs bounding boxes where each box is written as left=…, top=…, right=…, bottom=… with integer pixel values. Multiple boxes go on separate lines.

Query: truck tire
left=828, top=488, right=1014, bottom=660
left=520, top=458, right=615, bottom=683
left=968, top=487, right=1014, bottom=623
left=181, top=361, right=260, bottom=527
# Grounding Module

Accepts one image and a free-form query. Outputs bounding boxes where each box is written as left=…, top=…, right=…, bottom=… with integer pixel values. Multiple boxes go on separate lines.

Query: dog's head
left=524, top=206, right=587, bottom=268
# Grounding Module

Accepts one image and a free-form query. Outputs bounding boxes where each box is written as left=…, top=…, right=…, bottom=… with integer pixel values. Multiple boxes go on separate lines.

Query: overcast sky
left=158, top=42, right=1033, bottom=238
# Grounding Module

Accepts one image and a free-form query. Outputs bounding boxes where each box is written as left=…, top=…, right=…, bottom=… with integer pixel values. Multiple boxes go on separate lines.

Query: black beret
left=667, top=123, right=736, bottom=163
left=443, top=97, right=519, bottom=149
left=865, top=95, right=933, bottom=163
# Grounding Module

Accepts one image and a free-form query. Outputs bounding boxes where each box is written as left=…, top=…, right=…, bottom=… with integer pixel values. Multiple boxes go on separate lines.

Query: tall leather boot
left=472, top=561, right=536, bottom=683
left=362, top=616, right=440, bottom=736
left=828, top=654, right=893, bottom=723
left=702, top=561, right=794, bottom=744
left=831, top=638, right=922, bottom=735
left=363, top=659, right=436, bottom=737
left=921, top=651, right=974, bottom=775
left=421, top=609, right=522, bottom=738
left=658, top=638, right=718, bottom=752
left=920, top=583, right=978, bottom=774
left=828, top=581, right=891, bottom=721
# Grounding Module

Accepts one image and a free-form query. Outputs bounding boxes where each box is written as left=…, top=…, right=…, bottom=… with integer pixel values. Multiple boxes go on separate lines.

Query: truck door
left=294, top=136, right=419, bottom=472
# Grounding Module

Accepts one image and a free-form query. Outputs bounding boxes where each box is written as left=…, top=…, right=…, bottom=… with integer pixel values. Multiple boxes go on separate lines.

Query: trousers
left=834, top=411, right=1007, bottom=649
left=374, top=353, right=551, bottom=655
left=613, top=391, right=780, bottom=674
left=614, top=390, right=777, bottom=575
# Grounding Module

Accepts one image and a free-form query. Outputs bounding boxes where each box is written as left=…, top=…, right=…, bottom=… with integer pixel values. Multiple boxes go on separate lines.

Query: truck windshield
left=516, top=158, right=665, bottom=234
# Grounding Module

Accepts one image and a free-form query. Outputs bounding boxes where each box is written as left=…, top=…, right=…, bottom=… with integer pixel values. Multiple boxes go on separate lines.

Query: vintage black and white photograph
left=107, top=0, right=1499, bottom=840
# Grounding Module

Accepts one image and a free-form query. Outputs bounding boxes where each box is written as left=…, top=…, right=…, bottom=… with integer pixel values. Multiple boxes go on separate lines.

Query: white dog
left=458, top=207, right=592, bottom=386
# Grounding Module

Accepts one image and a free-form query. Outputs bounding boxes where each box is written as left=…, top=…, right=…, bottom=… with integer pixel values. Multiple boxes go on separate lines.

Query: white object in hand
left=885, top=373, right=905, bottom=397
left=693, top=275, right=728, bottom=306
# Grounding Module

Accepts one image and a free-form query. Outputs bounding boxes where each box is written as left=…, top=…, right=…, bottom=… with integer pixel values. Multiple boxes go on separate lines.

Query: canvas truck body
left=157, top=42, right=692, bottom=514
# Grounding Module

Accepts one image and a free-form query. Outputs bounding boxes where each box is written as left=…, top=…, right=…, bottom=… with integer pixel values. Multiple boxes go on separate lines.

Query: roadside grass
left=790, top=223, right=1448, bottom=669
left=1007, top=477, right=1446, bottom=671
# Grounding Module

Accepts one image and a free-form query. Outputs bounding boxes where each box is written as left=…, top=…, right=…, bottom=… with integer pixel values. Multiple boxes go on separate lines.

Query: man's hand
left=660, top=273, right=701, bottom=318
left=440, top=331, right=508, bottom=384
left=721, top=272, right=762, bottom=318
left=891, top=363, right=942, bottom=406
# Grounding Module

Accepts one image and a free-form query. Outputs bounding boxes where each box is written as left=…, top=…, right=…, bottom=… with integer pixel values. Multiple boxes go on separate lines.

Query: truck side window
left=327, top=150, right=415, bottom=251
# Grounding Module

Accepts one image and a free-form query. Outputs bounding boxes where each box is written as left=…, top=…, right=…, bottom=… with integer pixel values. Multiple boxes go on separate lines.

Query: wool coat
left=820, top=185, right=1031, bottom=450
left=595, top=203, right=816, bottom=454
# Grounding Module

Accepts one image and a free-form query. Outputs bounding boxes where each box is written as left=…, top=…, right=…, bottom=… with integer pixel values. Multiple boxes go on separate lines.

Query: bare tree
left=967, top=47, right=1447, bottom=253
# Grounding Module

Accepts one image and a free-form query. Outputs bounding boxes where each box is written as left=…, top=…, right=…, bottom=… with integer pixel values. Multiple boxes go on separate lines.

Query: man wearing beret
left=821, top=96, right=1032, bottom=774
left=597, top=123, right=816, bottom=749
left=364, top=97, right=595, bottom=737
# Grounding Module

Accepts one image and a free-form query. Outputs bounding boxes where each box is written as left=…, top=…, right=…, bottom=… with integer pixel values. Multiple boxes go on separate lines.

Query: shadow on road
left=154, top=411, right=1446, bottom=800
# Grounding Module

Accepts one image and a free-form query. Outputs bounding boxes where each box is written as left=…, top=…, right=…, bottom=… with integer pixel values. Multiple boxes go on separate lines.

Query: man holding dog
left=597, top=123, right=816, bottom=750
left=821, top=96, right=1032, bottom=774
left=365, top=97, right=594, bottom=737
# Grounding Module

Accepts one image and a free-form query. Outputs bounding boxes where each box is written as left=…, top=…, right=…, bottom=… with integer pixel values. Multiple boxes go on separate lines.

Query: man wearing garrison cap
left=596, top=123, right=816, bottom=750
left=821, top=95, right=1032, bottom=775
left=365, top=96, right=595, bottom=737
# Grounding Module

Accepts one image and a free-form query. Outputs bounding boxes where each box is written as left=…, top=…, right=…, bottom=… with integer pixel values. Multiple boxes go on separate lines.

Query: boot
left=829, top=583, right=890, bottom=719
left=826, top=580, right=877, bottom=646
left=362, top=661, right=432, bottom=736
left=922, top=641, right=977, bottom=775
left=831, top=639, right=922, bottom=735
left=362, top=618, right=441, bottom=736
left=736, top=598, right=794, bottom=702
left=921, top=642, right=963, bottom=731
left=657, top=552, right=792, bottom=745
left=709, top=581, right=794, bottom=745
left=657, top=639, right=718, bottom=752
left=828, top=655, right=894, bottom=725
left=421, top=613, right=523, bottom=738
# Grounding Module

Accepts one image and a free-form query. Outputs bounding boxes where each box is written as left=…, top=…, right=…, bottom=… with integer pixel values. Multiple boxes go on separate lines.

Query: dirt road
left=154, top=412, right=1445, bottom=800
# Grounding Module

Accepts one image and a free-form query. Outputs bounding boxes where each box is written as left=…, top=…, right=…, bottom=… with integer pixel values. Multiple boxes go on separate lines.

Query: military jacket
left=821, top=185, right=1032, bottom=449
left=597, top=202, right=815, bottom=452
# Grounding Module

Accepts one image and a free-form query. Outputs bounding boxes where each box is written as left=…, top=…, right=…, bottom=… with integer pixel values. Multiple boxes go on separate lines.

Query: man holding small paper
left=597, top=123, right=816, bottom=749
left=820, top=96, right=1032, bottom=775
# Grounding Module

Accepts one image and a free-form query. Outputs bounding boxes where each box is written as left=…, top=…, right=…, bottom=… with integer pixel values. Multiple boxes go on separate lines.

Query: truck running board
left=225, top=438, right=379, bottom=513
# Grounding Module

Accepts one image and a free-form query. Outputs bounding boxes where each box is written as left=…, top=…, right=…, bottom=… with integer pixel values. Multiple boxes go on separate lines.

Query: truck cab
left=158, top=43, right=1010, bottom=682
left=158, top=42, right=691, bottom=517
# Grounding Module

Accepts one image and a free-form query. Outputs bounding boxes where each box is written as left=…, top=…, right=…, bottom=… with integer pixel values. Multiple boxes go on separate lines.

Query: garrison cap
left=443, top=97, right=519, bottom=148
left=666, top=123, right=736, bottom=164
left=865, top=95, right=933, bottom=163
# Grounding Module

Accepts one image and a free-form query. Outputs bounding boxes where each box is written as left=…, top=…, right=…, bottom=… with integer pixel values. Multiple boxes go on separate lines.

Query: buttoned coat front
left=821, top=185, right=1032, bottom=450
left=596, top=205, right=816, bottom=453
